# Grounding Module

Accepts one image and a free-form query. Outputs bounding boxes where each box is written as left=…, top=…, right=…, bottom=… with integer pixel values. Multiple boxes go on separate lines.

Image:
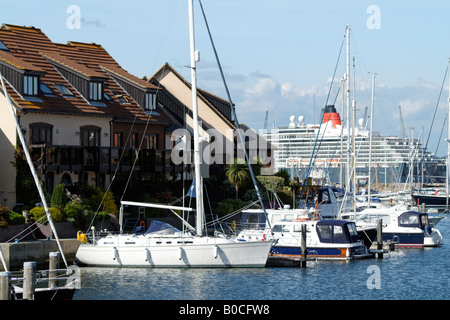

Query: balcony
left=29, top=145, right=185, bottom=175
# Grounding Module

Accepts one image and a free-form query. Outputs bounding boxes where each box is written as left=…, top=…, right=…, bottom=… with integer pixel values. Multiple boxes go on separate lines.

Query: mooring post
left=49, top=252, right=60, bottom=288
left=377, top=219, right=383, bottom=259
left=0, top=271, right=12, bottom=300
left=300, top=224, right=307, bottom=268
left=23, top=261, right=36, bottom=300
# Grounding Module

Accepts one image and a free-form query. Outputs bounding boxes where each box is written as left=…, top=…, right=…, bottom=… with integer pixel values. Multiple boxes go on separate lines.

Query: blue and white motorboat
left=237, top=209, right=371, bottom=264
left=352, top=209, right=443, bottom=248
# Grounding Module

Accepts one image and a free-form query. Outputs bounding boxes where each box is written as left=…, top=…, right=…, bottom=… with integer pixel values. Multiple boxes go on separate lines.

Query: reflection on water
left=74, top=217, right=450, bottom=300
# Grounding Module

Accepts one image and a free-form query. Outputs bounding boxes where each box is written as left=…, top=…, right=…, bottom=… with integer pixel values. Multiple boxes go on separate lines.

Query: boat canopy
left=316, top=220, right=360, bottom=244
left=398, top=211, right=429, bottom=229
left=145, top=220, right=182, bottom=235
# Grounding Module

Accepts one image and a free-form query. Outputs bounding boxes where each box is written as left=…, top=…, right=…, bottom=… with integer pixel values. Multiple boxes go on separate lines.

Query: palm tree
left=226, top=158, right=249, bottom=199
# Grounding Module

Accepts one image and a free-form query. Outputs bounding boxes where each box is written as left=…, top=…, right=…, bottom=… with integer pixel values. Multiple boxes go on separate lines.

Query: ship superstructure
left=264, top=105, right=445, bottom=186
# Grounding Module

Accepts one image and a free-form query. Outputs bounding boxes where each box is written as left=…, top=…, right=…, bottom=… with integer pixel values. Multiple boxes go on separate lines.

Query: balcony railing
left=29, top=145, right=186, bottom=174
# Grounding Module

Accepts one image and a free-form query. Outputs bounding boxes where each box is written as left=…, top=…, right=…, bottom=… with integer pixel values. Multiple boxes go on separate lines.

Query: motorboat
left=351, top=209, right=443, bottom=248
left=237, top=208, right=371, bottom=264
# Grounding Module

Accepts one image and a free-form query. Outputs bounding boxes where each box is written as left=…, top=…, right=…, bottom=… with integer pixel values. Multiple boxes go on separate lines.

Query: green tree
left=275, top=168, right=291, bottom=186
left=226, top=158, right=249, bottom=199
left=51, top=184, right=68, bottom=212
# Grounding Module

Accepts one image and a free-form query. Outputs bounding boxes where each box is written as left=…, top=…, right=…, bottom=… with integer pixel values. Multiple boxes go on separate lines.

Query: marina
left=71, top=213, right=449, bottom=301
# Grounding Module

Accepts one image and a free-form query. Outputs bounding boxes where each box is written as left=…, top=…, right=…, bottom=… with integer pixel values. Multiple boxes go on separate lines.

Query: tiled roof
left=0, top=49, right=43, bottom=72
left=41, top=51, right=108, bottom=79
left=0, top=23, right=172, bottom=125
left=101, top=63, right=158, bottom=90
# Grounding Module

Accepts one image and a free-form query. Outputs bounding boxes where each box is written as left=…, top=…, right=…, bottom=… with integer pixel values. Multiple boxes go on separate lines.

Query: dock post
left=377, top=219, right=383, bottom=259
left=0, top=271, right=12, bottom=300
left=300, top=224, right=307, bottom=268
left=49, top=252, right=60, bottom=288
left=23, top=261, right=36, bottom=300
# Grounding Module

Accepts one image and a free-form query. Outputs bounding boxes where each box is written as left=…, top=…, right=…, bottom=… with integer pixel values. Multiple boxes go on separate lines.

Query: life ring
left=139, top=220, right=145, bottom=227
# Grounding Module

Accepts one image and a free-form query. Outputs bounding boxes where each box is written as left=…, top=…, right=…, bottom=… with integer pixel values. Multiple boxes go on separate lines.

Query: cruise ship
left=264, top=105, right=445, bottom=186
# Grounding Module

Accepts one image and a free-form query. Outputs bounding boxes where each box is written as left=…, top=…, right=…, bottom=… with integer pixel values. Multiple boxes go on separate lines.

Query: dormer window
left=89, top=81, right=103, bottom=101
left=54, top=83, right=74, bottom=97
left=145, top=92, right=156, bottom=111
left=40, top=83, right=55, bottom=96
left=0, top=40, right=9, bottom=51
left=23, top=75, right=39, bottom=96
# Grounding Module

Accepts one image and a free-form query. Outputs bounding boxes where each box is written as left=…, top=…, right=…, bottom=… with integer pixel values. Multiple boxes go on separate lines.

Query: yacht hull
left=75, top=238, right=272, bottom=268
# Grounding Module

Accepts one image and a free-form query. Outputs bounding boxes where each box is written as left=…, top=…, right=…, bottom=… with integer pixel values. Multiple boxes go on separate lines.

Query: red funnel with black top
left=322, top=105, right=341, bottom=128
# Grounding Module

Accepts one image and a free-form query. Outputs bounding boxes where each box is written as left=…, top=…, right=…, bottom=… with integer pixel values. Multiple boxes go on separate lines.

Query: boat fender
left=145, top=248, right=151, bottom=262
left=262, top=234, right=266, bottom=241
left=178, top=247, right=183, bottom=260
left=214, top=245, right=218, bottom=258
left=113, top=247, right=119, bottom=261
left=77, top=231, right=88, bottom=243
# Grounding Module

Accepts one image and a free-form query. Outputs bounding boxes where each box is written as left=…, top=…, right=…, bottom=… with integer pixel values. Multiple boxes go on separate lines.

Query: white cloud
left=245, top=77, right=277, bottom=96
left=281, top=82, right=293, bottom=98
left=398, top=98, right=430, bottom=118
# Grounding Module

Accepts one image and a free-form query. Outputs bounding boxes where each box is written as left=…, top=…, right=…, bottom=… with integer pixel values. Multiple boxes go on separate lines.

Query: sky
left=1, top=0, right=450, bottom=156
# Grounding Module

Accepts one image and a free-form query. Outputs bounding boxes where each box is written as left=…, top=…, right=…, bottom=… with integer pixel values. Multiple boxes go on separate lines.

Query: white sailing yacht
left=74, top=0, right=273, bottom=268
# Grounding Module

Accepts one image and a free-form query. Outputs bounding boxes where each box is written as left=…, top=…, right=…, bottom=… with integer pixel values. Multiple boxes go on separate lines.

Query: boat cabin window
left=333, top=225, right=344, bottom=240
left=347, top=223, right=358, bottom=236
left=272, top=224, right=290, bottom=233
left=316, top=222, right=353, bottom=243
left=421, top=214, right=429, bottom=227
left=317, top=225, right=332, bottom=239
left=243, top=213, right=261, bottom=228
left=398, top=212, right=420, bottom=228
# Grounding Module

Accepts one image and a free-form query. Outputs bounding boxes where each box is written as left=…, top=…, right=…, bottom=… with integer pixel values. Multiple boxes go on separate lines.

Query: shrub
left=0, top=204, right=9, bottom=228
left=85, top=186, right=118, bottom=216
left=8, top=211, right=25, bottom=225
left=216, top=198, right=247, bottom=216
left=64, top=201, right=89, bottom=229
left=256, top=176, right=285, bottom=193
left=30, top=207, right=63, bottom=223
left=51, top=184, right=68, bottom=211
left=0, top=204, right=9, bottom=220
left=277, top=188, right=293, bottom=207
left=275, top=169, right=291, bottom=186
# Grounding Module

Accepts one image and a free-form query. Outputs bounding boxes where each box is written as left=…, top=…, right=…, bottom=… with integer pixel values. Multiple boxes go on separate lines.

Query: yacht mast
left=188, top=0, right=204, bottom=236
left=446, top=59, right=450, bottom=211
left=345, top=25, right=351, bottom=192
left=352, top=56, right=357, bottom=213
left=368, top=72, right=376, bottom=207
